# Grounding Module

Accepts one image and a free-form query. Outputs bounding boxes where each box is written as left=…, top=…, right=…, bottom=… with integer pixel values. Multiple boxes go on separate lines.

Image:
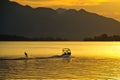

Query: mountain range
left=1, top=0, right=120, bottom=40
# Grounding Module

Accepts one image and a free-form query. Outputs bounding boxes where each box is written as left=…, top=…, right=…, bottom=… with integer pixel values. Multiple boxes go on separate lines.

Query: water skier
left=24, top=52, right=28, bottom=59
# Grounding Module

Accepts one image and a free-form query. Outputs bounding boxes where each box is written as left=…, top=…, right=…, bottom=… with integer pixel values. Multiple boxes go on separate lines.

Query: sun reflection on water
left=0, top=41, right=120, bottom=58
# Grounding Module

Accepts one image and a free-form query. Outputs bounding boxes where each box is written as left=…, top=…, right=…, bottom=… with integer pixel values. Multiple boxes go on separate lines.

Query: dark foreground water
left=0, top=57, right=120, bottom=80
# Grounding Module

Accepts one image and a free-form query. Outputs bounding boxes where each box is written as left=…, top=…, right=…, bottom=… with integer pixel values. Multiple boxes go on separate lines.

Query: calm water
left=1, top=41, right=120, bottom=58
left=0, top=41, right=120, bottom=79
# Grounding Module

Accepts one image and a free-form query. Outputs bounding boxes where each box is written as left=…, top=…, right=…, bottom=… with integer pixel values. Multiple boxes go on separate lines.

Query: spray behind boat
left=24, top=48, right=72, bottom=59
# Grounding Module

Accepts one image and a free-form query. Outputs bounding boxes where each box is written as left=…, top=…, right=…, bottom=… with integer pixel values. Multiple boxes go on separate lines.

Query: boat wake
left=0, top=48, right=72, bottom=60
left=0, top=56, right=72, bottom=60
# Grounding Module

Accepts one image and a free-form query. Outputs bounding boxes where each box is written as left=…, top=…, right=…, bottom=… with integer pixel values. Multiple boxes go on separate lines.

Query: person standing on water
left=24, top=52, right=28, bottom=59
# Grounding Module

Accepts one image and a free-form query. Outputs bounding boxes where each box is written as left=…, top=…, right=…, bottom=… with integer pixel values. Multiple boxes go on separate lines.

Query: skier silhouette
left=24, top=52, right=28, bottom=59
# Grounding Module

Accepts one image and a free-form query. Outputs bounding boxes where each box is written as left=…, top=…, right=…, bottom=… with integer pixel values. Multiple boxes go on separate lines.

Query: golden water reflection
left=0, top=41, right=120, bottom=58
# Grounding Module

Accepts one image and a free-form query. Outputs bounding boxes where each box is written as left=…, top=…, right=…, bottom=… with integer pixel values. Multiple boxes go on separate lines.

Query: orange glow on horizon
left=10, top=0, right=109, bottom=8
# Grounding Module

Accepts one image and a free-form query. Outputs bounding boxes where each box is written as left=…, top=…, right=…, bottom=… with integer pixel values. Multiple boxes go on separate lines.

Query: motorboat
left=50, top=48, right=71, bottom=58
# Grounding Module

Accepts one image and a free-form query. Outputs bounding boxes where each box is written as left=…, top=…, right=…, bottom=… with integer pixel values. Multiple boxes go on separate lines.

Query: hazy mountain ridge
left=1, top=0, right=120, bottom=40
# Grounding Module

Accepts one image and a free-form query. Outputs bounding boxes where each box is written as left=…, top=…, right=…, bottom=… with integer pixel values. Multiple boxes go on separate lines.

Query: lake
left=0, top=41, right=120, bottom=58
left=0, top=41, right=120, bottom=79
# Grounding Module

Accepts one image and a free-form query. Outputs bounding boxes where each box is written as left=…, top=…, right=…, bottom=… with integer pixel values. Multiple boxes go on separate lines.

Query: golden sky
left=10, top=0, right=120, bottom=21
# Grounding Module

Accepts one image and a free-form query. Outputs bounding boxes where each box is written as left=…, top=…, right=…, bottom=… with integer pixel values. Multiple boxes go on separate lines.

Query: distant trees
left=0, top=34, right=29, bottom=41
left=1, top=34, right=120, bottom=41
left=83, top=34, right=120, bottom=41
left=0, top=34, right=68, bottom=41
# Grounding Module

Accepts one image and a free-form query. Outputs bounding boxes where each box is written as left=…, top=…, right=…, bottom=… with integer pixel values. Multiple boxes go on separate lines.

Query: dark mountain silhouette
left=1, top=0, right=120, bottom=40
left=56, top=8, right=67, bottom=14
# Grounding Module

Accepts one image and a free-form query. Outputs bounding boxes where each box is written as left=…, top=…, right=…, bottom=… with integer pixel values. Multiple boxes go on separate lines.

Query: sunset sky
left=10, top=0, right=120, bottom=21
